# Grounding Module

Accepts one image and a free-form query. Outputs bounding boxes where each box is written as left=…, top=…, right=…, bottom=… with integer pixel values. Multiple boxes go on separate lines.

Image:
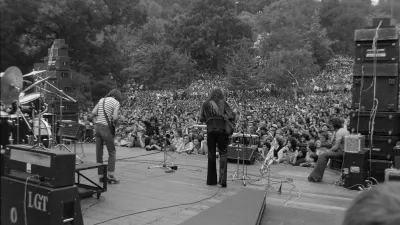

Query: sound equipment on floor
left=368, top=159, right=393, bottom=182
left=58, top=121, right=85, bottom=141
left=227, top=144, right=257, bottom=164
left=344, top=134, right=365, bottom=153
left=385, top=168, right=400, bottom=182
left=342, top=150, right=369, bottom=190
left=1, top=176, right=83, bottom=225
left=3, top=145, right=76, bottom=188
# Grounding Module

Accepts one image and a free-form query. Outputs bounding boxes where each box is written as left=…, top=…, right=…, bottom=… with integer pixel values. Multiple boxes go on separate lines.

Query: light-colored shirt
left=335, top=128, right=350, bottom=151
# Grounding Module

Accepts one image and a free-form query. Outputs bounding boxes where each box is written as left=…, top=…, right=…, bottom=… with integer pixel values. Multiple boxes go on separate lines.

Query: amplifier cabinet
left=58, top=121, right=85, bottom=140
left=227, top=144, right=257, bottom=165
left=349, top=111, right=400, bottom=136
left=355, top=27, right=398, bottom=42
left=48, top=46, right=69, bottom=57
left=1, top=177, right=83, bottom=225
left=52, top=101, right=79, bottom=114
left=355, top=41, right=399, bottom=63
left=342, top=150, right=369, bottom=190
left=368, top=159, right=393, bottom=183
left=45, top=56, right=71, bottom=70
left=365, top=135, right=400, bottom=160
left=352, top=76, right=399, bottom=112
left=3, top=145, right=76, bottom=188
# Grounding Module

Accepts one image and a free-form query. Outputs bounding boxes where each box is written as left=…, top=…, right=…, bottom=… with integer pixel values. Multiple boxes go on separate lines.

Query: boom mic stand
left=148, top=96, right=175, bottom=173
left=231, top=109, right=259, bottom=186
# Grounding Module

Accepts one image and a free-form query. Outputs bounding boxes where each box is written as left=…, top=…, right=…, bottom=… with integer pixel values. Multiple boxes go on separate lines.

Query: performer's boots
left=219, top=152, right=228, bottom=188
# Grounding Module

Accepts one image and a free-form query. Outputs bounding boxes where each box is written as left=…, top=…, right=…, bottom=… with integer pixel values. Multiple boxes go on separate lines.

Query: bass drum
left=33, top=118, right=52, bottom=148
left=0, top=112, right=12, bottom=147
left=9, top=114, right=31, bottom=145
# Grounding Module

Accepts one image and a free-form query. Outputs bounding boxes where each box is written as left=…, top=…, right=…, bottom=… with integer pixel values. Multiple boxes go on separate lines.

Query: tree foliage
left=226, top=47, right=258, bottom=91
left=125, top=44, right=196, bottom=90
left=261, top=48, right=319, bottom=100
left=170, top=0, right=253, bottom=71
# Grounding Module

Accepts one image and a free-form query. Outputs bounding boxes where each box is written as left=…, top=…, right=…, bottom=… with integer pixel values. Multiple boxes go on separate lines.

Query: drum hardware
left=22, top=69, right=46, bottom=77
left=21, top=76, right=50, bottom=93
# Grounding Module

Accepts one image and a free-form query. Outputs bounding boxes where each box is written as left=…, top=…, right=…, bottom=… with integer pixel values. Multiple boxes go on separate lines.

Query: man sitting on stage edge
left=308, top=117, right=349, bottom=182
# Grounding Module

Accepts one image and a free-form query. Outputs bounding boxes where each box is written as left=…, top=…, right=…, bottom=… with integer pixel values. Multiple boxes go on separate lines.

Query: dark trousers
left=309, top=150, right=343, bottom=180
left=207, top=130, right=229, bottom=186
left=95, top=123, right=116, bottom=176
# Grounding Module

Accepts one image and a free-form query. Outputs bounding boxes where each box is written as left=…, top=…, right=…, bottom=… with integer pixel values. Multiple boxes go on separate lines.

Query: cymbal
left=1, top=66, right=23, bottom=105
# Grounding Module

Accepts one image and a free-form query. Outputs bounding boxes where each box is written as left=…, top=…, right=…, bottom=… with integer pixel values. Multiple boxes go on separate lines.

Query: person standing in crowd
left=92, top=89, right=121, bottom=184
left=308, top=117, right=349, bottom=182
left=199, top=88, right=235, bottom=188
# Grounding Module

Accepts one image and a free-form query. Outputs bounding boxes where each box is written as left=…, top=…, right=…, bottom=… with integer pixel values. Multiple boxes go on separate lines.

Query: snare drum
left=20, top=92, right=46, bottom=115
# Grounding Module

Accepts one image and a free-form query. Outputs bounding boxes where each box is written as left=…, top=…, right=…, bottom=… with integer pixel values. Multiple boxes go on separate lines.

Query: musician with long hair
left=200, top=89, right=235, bottom=188
left=92, top=89, right=121, bottom=184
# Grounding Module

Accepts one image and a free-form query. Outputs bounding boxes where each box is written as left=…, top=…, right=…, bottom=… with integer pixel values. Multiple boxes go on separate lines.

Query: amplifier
left=58, top=121, right=85, bottom=140
left=52, top=101, right=78, bottom=114
left=1, top=176, right=83, bottom=225
left=368, top=159, right=393, bottom=183
left=342, top=150, right=369, bottom=190
left=349, top=111, right=400, bottom=136
left=355, top=41, right=399, bottom=63
left=227, top=144, right=257, bottom=165
left=3, top=145, right=76, bottom=188
left=344, top=134, right=365, bottom=153
left=365, top=135, right=400, bottom=160
left=385, top=168, right=400, bottom=182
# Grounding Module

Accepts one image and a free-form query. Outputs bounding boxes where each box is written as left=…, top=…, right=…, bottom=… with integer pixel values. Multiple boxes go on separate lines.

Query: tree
left=125, top=43, right=196, bottom=90
left=226, top=46, right=258, bottom=91
left=257, top=0, right=333, bottom=68
left=148, top=1, right=163, bottom=18
left=171, top=0, right=253, bottom=71
left=139, top=17, right=167, bottom=45
left=261, top=48, right=319, bottom=100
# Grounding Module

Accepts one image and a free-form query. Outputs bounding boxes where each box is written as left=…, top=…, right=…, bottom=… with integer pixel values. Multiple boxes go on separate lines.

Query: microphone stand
left=148, top=97, right=175, bottom=172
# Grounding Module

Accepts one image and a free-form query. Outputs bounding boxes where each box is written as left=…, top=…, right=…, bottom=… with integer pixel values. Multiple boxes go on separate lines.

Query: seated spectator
left=200, top=133, right=208, bottom=155
left=170, top=129, right=183, bottom=151
left=316, top=131, right=331, bottom=155
left=176, top=135, right=194, bottom=154
left=128, top=130, right=146, bottom=148
left=299, top=142, right=318, bottom=167
left=192, top=137, right=202, bottom=154
left=145, top=136, right=162, bottom=151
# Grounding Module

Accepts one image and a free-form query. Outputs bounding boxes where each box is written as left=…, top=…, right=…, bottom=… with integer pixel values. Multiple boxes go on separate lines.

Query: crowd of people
left=77, top=56, right=354, bottom=175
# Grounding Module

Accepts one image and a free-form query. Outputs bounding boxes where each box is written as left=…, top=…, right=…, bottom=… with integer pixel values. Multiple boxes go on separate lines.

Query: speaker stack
left=35, top=39, right=79, bottom=122
left=349, top=18, right=400, bottom=182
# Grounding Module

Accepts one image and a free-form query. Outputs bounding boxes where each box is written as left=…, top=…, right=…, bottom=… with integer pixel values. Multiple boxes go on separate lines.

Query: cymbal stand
left=53, top=90, right=83, bottom=163
left=148, top=97, right=174, bottom=172
left=33, top=84, right=47, bottom=149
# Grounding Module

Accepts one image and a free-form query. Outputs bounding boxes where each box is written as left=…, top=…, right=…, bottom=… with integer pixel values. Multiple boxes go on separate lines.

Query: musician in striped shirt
left=92, top=89, right=121, bottom=184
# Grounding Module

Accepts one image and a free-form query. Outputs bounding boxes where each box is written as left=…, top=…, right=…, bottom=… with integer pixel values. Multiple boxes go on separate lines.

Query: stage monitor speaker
left=1, top=176, right=83, bottom=225
left=58, top=121, right=85, bottom=141
left=385, top=168, right=400, bottom=182
left=227, top=144, right=257, bottom=165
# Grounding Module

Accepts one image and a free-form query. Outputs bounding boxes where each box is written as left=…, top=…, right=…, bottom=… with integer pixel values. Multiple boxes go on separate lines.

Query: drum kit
left=0, top=66, right=77, bottom=154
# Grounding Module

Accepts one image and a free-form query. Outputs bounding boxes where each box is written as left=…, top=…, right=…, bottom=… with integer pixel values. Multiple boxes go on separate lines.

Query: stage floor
left=77, top=144, right=355, bottom=225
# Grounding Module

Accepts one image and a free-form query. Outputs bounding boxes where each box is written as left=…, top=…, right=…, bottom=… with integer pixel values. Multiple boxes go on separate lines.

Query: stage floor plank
left=77, top=144, right=355, bottom=225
